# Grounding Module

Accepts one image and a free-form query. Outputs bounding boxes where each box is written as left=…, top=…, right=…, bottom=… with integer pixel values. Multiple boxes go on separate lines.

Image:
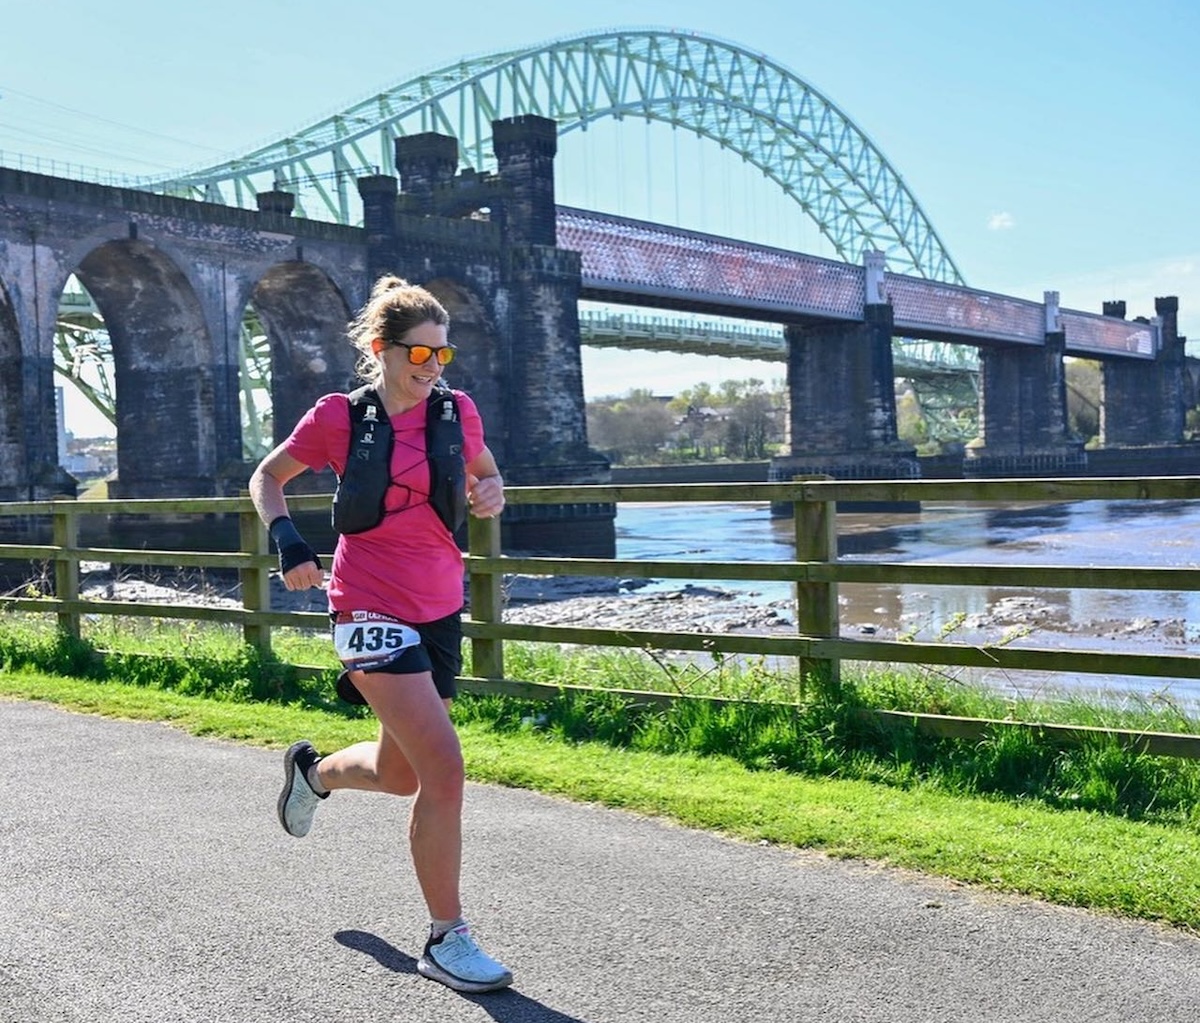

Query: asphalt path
left=5, top=699, right=1200, bottom=1023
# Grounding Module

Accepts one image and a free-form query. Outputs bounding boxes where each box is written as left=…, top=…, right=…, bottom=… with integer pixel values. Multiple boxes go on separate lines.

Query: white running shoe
left=418, top=923, right=514, bottom=993
left=277, top=740, right=327, bottom=838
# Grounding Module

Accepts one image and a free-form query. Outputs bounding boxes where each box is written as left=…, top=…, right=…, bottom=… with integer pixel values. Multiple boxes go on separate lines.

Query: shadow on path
left=335, top=929, right=590, bottom=1023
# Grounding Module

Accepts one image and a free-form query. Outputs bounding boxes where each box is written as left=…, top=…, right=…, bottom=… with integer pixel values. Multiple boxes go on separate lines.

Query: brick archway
left=251, top=261, right=356, bottom=448
left=76, top=239, right=219, bottom=497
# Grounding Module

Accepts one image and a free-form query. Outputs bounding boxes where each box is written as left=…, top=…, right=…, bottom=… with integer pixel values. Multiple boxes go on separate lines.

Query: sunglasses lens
left=397, top=342, right=454, bottom=365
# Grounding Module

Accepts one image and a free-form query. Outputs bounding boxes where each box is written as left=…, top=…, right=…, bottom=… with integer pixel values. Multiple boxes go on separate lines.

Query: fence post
left=793, top=479, right=839, bottom=693
left=467, top=513, right=504, bottom=680
left=52, top=502, right=80, bottom=638
left=239, top=503, right=272, bottom=652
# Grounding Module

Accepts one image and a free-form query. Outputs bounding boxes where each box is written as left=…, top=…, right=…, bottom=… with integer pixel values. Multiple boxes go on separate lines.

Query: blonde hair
left=348, top=275, right=450, bottom=383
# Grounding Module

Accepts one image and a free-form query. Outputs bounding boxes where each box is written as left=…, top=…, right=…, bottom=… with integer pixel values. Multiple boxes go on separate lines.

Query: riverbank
left=73, top=560, right=1199, bottom=666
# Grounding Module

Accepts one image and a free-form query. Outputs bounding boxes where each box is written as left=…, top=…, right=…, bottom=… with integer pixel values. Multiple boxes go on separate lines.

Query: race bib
left=332, top=610, right=421, bottom=671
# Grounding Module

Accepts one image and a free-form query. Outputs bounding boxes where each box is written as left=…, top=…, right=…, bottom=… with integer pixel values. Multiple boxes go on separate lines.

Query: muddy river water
left=612, top=498, right=1200, bottom=708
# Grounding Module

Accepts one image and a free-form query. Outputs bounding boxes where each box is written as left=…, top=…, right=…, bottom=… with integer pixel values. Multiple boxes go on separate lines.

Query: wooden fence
left=4, top=477, right=1200, bottom=757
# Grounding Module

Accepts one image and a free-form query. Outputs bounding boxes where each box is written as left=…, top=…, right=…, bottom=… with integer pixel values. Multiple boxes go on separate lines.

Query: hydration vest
left=331, top=383, right=467, bottom=536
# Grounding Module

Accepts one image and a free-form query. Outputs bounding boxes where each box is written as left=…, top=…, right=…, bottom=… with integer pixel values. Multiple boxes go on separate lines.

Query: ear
left=370, top=338, right=385, bottom=356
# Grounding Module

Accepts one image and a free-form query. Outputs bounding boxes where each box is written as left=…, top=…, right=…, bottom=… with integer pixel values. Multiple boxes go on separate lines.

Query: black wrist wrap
left=268, top=516, right=322, bottom=574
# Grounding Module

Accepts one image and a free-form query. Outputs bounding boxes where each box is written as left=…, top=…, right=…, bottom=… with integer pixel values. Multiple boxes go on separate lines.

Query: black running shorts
left=332, top=609, right=462, bottom=704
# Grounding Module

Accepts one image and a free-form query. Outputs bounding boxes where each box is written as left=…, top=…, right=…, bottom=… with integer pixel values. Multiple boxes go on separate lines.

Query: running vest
left=331, top=384, right=467, bottom=535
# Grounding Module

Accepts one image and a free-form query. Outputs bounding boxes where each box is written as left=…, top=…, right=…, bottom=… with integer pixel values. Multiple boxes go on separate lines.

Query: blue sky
left=4, top=0, right=1198, bottom=430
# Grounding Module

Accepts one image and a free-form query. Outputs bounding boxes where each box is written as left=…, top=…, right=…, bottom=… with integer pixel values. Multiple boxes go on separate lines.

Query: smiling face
left=375, top=319, right=451, bottom=410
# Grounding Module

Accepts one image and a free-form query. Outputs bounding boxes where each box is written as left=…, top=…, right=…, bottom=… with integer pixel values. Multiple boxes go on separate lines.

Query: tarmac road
left=4, top=698, right=1200, bottom=1023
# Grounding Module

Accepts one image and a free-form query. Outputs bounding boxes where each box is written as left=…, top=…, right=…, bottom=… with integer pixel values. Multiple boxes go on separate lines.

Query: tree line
left=586, top=361, right=1128, bottom=466
left=586, top=379, right=786, bottom=464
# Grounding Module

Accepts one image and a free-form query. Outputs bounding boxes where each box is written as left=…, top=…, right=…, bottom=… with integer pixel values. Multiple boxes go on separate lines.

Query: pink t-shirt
left=283, top=389, right=485, bottom=623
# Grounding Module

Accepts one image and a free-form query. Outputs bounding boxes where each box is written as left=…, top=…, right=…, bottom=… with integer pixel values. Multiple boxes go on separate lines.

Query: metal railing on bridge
left=578, top=308, right=979, bottom=379
left=561, top=207, right=1160, bottom=359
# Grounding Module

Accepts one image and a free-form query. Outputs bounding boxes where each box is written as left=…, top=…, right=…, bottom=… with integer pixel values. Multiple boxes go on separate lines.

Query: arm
left=249, top=445, right=325, bottom=591
left=465, top=445, right=505, bottom=519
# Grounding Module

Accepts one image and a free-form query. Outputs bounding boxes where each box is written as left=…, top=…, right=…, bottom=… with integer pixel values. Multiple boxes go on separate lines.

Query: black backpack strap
left=426, top=384, right=467, bottom=533
left=331, top=385, right=394, bottom=535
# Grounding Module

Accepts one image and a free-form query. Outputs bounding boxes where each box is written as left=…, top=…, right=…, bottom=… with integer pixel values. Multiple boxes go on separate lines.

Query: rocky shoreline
left=71, top=565, right=794, bottom=635
left=67, top=562, right=1199, bottom=654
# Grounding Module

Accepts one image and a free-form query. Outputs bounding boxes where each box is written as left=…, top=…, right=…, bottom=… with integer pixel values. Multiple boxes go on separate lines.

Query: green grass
left=6, top=610, right=1200, bottom=930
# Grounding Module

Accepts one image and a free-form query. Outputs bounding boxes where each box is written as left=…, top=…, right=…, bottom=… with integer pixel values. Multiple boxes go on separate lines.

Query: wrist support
left=268, top=516, right=322, bottom=574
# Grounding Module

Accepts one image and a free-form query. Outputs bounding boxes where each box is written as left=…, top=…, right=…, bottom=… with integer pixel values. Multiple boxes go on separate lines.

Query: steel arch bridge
left=144, top=28, right=963, bottom=283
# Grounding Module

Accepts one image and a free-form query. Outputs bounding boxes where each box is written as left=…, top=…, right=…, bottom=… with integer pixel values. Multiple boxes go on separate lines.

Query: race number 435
left=333, top=614, right=419, bottom=664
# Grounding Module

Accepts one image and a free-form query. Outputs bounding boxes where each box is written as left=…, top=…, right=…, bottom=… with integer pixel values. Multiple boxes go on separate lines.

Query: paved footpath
left=5, top=699, right=1200, bottom=1023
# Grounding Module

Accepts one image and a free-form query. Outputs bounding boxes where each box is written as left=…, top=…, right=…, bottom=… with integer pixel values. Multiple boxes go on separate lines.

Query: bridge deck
left=558, top=207, right=1157, bottom=359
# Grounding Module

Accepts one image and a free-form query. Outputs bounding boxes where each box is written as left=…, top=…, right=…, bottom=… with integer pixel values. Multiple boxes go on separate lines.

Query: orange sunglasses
left=381, top=340, right=457, bottom=366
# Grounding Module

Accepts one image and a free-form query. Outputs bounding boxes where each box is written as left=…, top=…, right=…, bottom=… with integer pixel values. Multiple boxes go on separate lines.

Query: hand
left=468, top=473, right=505, bottom=519
left=281, top=558, right=324, bottom=591
left=269, top=517, right=323, bottom=589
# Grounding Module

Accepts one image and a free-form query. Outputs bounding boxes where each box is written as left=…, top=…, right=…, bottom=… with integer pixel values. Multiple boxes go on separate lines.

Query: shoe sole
left=417, top=956, right=513, bottom=994
left=277, top=741, right=311, bottom=838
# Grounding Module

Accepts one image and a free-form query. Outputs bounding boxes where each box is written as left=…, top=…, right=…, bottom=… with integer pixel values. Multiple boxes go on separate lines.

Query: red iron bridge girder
left=556, top=207, right=1157, bottom=360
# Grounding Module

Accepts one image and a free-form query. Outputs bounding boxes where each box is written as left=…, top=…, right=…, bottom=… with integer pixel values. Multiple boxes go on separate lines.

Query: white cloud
left=988, top=212, right=1015, bottom=231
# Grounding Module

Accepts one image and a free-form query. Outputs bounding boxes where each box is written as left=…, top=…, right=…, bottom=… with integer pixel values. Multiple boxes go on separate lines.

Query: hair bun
left=372, top=274, right=411, bottom=298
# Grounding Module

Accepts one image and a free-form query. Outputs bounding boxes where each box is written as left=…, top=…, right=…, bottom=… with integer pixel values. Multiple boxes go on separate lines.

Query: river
left=612, top=498, right=1200, bottom=708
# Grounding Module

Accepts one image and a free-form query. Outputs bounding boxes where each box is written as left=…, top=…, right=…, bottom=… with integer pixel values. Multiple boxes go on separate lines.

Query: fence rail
left=4, top=478, right=1200, bottom=757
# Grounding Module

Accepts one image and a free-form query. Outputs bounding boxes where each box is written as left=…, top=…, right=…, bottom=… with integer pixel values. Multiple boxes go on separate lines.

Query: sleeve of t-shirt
left=283, top=393, right=351, bottom=476
left=454, top=390, right=486, bottom=464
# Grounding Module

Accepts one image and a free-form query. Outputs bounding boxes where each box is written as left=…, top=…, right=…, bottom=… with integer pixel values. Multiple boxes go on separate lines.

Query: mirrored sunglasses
left=390, top=341, right=456, bottom=366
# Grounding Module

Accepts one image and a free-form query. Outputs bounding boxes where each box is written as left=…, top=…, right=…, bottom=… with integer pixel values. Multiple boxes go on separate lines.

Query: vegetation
left=587, top=379, right=786, bottom=464
left=7, top=610, right=1200, bottom=929
left=588, top=374, right=976, bottom=462
left=583, top=361, right=1156, bottom=461
left=1066, top=358, right=1102, bottom=443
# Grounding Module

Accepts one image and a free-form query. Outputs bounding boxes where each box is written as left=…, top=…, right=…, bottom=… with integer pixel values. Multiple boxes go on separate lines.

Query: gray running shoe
left=418, top=923, right=514, bottom=993
left=277, top=740, right=327, bottom=838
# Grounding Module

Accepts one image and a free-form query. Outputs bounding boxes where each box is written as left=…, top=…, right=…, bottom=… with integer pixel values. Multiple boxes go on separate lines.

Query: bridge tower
left=359, top=114, right=614, bottom=555
left=1099, top=296, right=1186, bottom=447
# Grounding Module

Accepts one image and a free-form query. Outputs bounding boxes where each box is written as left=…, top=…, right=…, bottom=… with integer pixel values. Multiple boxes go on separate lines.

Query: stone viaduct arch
left=251, top=261, right=359, bottom=449
left=74, top=238, right=220, bottom=497
left=0, top=169, right=368, bottom=508
left=0, top=117, right=617, bottom=555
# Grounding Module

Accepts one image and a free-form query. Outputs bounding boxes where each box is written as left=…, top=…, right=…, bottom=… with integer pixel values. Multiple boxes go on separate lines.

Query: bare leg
left=314, top=717, right=443, bottom=797
left=349, top=670, right=465, bottom=922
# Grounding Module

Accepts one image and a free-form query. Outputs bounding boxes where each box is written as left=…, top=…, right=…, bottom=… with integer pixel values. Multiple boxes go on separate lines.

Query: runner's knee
left=416, top=744, right=465, bottom=802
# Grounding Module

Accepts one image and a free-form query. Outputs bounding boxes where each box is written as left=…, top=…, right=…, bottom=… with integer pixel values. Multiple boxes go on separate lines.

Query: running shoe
left=277, top=740, right=327, bottom=838
left=418, top=923, right=514, bottom=993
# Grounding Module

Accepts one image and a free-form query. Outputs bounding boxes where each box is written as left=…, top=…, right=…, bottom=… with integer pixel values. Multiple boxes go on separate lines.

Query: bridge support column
left=484, top=115, right=614, bottom=556
left=354, top=118, right=614, bottom=556
left=493, top=115, right=559, bottom=246
left=770, top=303, right=919, bottom=488
left=497, top=243, right=614, bottom=556
left=0, top=232, right=76, bottom=504
left=1099, top=296, right=1186, bottom=447
left=965, top=294, right=1084, bottom=476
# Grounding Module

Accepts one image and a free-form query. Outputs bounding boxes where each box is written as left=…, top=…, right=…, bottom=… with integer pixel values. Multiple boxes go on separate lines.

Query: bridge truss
left=54, top=29, right=977, bottom=450
left=142, top=28, right=963, bottom=283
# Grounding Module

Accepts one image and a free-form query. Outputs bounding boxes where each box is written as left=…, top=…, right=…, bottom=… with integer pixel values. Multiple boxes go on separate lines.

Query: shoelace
left=436, top=928, right=486, bottom=965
